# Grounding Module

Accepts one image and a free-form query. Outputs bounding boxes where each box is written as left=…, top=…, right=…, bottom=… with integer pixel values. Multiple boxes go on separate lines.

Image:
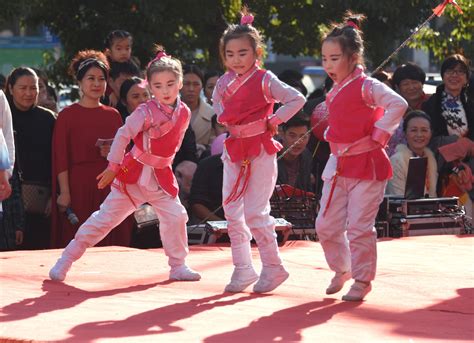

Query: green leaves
left=409, top=0, right=473, bottom=62
left=3, top=0, right=469, bottom=85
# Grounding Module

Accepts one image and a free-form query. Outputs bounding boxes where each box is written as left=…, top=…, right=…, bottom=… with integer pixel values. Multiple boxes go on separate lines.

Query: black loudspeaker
left=130, top=224, right=163, bottom=249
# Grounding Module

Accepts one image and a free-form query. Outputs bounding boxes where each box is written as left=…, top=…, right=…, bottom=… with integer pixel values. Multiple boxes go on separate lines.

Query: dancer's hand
left=97, top=168, right=116, bottom=189
left=267, top=115, right=281, bottom=137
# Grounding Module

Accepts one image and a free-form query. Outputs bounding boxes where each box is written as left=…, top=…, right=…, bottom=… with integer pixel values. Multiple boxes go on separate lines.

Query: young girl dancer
left=49, top=47, right=201, bottom=282
left=315, top=12, right=407, bottom=301
left=213, top=9, right=305, bottom=293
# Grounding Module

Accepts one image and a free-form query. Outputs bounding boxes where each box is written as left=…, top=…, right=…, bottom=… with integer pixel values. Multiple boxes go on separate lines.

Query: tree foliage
left=245, top=0, right=434, bottom=68
left=408, top=0, right=473, bottom=62
left=3, top=0, right=465, bottom=84
left=0, top=0, right=29, bottom=27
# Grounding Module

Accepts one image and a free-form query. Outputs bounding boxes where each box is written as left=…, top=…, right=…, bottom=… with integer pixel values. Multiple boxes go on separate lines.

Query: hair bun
left=343, top=11, right=366, bottom=29
left=152, top=44, right=165, bottom=55
left=148, top=44, right=170, bottom=68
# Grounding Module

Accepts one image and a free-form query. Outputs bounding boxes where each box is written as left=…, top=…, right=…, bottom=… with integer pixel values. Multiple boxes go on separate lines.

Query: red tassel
left=112, top=181, right=137, bottom=208
left=233, top=161, right=251, bottom=201
left=322, top=171, right=339, bottom=217
left=224, top=159, right=251, bottom=205
left=224, top=166, right=244, bottom=204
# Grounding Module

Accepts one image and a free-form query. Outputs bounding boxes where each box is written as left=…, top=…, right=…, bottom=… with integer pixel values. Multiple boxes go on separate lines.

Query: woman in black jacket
left=5, top=67, right=56, bottom=249
left=422, top=54, right=473, bottom=221
left=422, top=54, right=473, bottom=140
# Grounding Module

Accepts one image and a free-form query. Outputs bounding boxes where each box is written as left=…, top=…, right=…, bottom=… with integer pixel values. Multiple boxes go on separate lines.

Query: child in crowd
left=212, top=8, right=305, bottom=293
left=104, top=30, right=140, bottom=107
left=315, top=12, right=407, bottom=301
left=49, top=46, right=201, bottom=282
left=104, top=30, right=133, bottom=63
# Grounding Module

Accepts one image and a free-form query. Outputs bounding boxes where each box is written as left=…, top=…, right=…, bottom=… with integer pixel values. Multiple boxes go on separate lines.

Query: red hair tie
left=240, top=13, right=254, bottom=25
left=346, top=21, right=360, bottom=31
left=147, top=51, right=170, bottom=68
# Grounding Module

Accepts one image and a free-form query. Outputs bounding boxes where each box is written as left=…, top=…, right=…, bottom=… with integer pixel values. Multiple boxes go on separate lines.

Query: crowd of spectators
left=0, top=28, right=472, bottom=251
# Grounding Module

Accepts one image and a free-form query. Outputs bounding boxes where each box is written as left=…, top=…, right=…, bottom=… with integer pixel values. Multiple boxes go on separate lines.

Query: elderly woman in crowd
left=386, top=110, right=437, bottom=197
left=386, top=62, right=430, bottom=156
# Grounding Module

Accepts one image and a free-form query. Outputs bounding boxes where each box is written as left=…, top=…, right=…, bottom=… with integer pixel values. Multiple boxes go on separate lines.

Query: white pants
left=222, top=149, right=282, bottom=266
left=74, top=182, right=189, bottom=267
left=315, top=176, right=386, bottom=282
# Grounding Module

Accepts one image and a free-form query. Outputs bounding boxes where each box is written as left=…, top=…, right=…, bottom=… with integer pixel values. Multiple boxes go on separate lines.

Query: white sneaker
left=252, top=265, right=289, bottom=293
left=169, top=265, right=201, bottom=281
left=326, top=271, right=352, bottom=295
left=342, top=281, right=372, bottom=301
left=224, top=267, right=259, bottom=293
left=49, top=258, right=73, bottom=281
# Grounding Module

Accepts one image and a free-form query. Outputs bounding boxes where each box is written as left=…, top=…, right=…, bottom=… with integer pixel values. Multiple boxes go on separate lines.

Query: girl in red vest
left=315, top=12, right=407, bottom=301
left=49, top=47, right=201, bottom=282
left=212, top=8, right=305, bottom=293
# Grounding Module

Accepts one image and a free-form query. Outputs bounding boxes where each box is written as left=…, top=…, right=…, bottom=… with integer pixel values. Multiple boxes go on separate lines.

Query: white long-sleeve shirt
left=0, top=90, right=15, bottom=174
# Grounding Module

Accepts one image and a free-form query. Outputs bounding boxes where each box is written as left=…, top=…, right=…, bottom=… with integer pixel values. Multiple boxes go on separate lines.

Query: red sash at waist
left=227, top=118, right=267, bottom=138
left=131, top=145, right=174, bottom=169
left=329, top=136, right=381, bottom=157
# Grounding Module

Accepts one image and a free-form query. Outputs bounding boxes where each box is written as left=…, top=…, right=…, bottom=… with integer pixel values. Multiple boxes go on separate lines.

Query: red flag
left=433, top=0, right=463, bottom=17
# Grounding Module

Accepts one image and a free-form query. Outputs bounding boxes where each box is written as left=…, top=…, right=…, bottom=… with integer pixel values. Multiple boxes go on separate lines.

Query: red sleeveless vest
left=116, top=100, right=190, bottom=197
left=326, top=75, right=392, bottom=180
left=219, top=70, right=282, bottom=162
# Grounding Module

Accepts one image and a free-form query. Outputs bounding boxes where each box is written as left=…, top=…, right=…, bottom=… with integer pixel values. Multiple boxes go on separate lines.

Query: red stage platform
left=1, top=235, right=473, bottom=342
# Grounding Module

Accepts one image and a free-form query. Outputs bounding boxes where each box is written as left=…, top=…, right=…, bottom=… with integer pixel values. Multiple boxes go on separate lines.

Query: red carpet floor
left=0, top=235, right=473, bottom=342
